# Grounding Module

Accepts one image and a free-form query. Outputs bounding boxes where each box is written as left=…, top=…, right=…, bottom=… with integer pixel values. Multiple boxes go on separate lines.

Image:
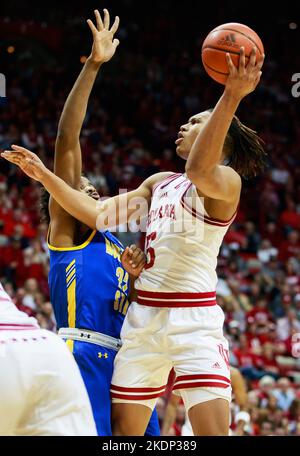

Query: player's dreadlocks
left=209, top=109, right=268, bottom=178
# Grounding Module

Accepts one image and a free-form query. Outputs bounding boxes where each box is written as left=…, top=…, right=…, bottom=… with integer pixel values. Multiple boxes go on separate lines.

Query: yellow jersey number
left=114, top=267, right=130, bottom=315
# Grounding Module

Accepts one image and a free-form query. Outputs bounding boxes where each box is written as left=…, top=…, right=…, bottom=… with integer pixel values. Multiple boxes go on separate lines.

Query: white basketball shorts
left=0, top=324, right=97, bottom=436
left=111, top=302, right=231, bottom=412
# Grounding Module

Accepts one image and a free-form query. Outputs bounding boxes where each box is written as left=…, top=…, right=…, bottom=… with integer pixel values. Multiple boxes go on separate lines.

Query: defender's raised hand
left=87, top=9, right=120, bottom=64
left=225, top=46, right=265, bottom=100
left=1, top=145, right=47, bottom=182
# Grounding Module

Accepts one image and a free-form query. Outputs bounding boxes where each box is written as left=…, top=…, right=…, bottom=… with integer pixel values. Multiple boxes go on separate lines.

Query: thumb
left=113, top=39, right=120, bottom=48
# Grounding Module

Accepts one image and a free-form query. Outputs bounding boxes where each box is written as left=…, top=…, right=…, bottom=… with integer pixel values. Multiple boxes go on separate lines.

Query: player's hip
left=121, top=299, right=225, bottom=341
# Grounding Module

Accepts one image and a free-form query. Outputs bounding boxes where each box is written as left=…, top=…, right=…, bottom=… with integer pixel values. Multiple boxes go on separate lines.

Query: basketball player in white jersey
left=0, top=282, right=97, bottom=435
left=2, top=42, right=265, bottom=435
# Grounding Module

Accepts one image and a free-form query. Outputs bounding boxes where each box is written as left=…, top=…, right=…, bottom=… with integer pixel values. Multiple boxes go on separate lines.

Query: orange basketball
left=201, top=23, right=264, bottom=85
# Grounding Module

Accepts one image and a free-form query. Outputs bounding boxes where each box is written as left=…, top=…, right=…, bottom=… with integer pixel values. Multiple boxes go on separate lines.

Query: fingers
left=121, top=246, right=131, bottom=263
left=94, top=9, right=104, bottom=30
left=246, top=46, right=257, bottom=71
left=110, top=16, right=120, bottom=35
left=131, top=251, right=146, bottom=269
left=87, top=18, right=98, bottom=37
left=226, top=53, right=236, bottom=75
left=125, top=244, right=146, bottom=269
left=11, top=145, right=36, bottom=158
left=1, top=151, right=23, bottom=165
left=113, top=39, right=120, bottom=49
left=256, top=52, right=265, bottom=71
left=238, top=47, right=246, bottom=74
left=103, top=8, right=110, bottom=29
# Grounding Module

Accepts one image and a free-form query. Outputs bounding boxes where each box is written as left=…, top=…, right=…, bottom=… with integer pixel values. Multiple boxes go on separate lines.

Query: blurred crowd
left=0, top=1, right=300, bottom=436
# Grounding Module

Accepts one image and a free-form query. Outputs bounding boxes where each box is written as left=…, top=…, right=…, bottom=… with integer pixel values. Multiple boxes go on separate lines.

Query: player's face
left=175, top=110, right=212, bottom=160
left=80, top=177, right=100, bottom=201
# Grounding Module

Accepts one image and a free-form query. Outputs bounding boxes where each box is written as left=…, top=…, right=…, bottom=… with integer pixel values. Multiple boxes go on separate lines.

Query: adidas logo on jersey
left=212, top=362, right=221, bottom=369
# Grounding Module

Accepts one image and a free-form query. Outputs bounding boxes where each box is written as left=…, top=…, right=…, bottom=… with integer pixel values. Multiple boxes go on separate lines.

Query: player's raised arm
left=185, top=46, right=265, bottom=202
left=1, top=146, right=169, bottom=230
left=54, top=8, right=120, bottom=189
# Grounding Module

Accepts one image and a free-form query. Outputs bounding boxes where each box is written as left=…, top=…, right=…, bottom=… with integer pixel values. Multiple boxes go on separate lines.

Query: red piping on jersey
left=152, top=173, right=182, bottom=194
left=180, top=184, right=237, bottom=226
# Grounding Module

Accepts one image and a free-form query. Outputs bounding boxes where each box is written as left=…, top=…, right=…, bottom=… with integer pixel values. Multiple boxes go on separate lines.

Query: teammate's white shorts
left=0, top=324, right=97, bottom=436
left=111, top=302, right=231, bottom=411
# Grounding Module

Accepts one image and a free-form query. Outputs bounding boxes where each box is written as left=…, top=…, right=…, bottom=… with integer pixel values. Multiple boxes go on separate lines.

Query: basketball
left=202, top=23, right=264, bottom=85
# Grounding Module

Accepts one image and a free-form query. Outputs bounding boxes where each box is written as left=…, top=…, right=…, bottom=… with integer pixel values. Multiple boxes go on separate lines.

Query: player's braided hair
left=209, top=109, right=268, bottom=178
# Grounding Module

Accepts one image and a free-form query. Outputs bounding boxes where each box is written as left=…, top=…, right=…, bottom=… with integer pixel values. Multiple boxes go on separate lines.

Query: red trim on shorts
left=110, top=384, right=166, bottom=393
left=173, top=381, right=231, bottom=390
left=137, top=290, right=216, bottom=300
left=174, top=374, right=231, bottom=384
left=137, top=290, right=217, bottom=308
left=137, top=298, right=217, bottom=308
left=0, top=324, right=38, bottom=331
left=111, top=391, right=165, bottom=401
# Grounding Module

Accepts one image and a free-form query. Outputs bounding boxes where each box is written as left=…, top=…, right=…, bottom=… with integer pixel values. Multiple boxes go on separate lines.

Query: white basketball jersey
left=135, top=173, right=236, bottom=294
left=0, top=282, right=39, bottom=327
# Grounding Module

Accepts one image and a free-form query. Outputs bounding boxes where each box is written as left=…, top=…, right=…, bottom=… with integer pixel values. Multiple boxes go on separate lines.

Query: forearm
left=42, top=169, right=98, bottom=229
left=57, top=58, right=102, bottom=141
left=129, top=276, right=138, bottom=302
left=186, top=90, right=241, bottom=176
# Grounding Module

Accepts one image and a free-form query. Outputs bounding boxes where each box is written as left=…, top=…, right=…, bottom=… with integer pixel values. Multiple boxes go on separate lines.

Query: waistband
left=136, top=290, right=217, bottom=308
left=58, top=328, right=122, bottom=351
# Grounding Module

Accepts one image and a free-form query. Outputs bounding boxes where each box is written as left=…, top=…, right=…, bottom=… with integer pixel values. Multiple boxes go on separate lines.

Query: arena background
left=0, top=0, right=300, bottom=436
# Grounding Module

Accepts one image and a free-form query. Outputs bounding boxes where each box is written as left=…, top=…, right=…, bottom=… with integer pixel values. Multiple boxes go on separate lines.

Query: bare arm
left=185, top=47, right=264, bottom=202
left=230, top=366, right=248, bottom=408
left=1, top=146, right=171, bottom=231
left=53, top=9, right=120, bottom=188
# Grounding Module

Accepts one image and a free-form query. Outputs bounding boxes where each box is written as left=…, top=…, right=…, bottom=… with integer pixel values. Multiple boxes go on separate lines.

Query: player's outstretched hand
left=225, top=46, right=265, bottom=100
left=121, top=245, right=146, bottom=278
left=1, top=145, right=47, bottom=182
left=87, top=8, right=120, bottom=64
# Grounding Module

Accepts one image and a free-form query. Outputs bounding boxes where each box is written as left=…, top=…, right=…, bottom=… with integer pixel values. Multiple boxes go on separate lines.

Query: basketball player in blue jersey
left=36, top=9, right=159, bottom=437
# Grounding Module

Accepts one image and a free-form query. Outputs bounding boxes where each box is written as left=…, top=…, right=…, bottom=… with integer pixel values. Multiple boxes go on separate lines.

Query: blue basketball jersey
left=47, top=228, right=160, bottom=437
left=48, top=229, right=129, bottom=337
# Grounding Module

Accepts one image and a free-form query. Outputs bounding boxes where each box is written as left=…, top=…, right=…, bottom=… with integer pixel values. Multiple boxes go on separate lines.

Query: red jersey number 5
left=144, top=231, right=156, bottom=270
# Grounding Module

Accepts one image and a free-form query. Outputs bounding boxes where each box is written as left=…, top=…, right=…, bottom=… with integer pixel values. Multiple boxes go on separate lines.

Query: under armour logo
left=98, top=352, right=108, bottom=359
left=80, top=333, right=91, bottom=339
